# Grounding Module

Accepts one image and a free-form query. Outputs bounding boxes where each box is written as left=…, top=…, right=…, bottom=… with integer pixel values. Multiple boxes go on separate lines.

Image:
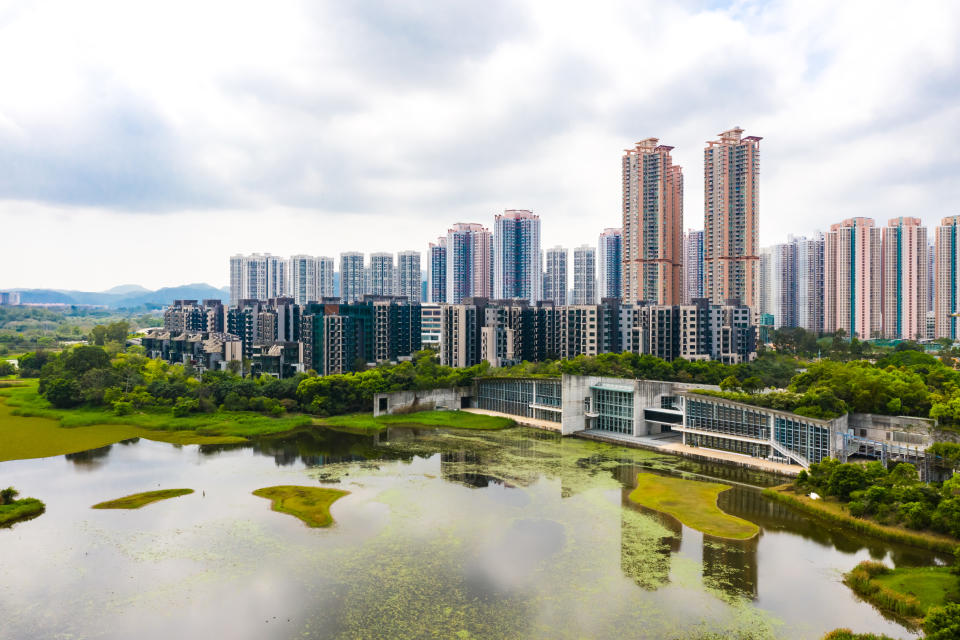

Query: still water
left=0, top=426, right=945, bottom=639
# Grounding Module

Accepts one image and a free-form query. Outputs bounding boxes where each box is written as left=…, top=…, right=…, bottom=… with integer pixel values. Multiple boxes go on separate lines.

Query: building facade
left=446, top=223, right=493, bottom=304
left=703, top=128, right=762, bottom=309
left=397, top=250, right=422, bottom=304
left=543, top=246, right=568, bottom=305
left=572, top=245, right=596, bottom=305
left=368, top=252, right=395, bottom=297
left=427, top=239, right=447, bottom=304
left=935, top=215, right=960, bottom=339
left=795, top=234, right=825, bottom=334
left=824, top=218, right=882, bottom=339
left=229, top=253, right=286, bottom=304
left=622, top=138, right=683, bottom=305
left=597, top=228, right=622, bottom=301
left=339, top=252, right=366, bottom=304
left=682, top=229, right=704, bottom=304
left=494, top=209, right=542, bottom=304
left=882, top=217, right=928, bottom=340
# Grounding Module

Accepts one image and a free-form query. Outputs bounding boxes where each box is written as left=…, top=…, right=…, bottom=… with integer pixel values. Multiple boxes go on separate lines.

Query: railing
left=769, top=440, right=810, bottom=469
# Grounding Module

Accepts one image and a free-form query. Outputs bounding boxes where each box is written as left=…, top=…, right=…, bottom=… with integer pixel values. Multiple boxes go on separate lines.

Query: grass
left=0, top=498, right=45, bottom=526
left=762, top=485, right=960, bottom=553
left=627, top=472, right=760, bottom=540
left=252, top=485, right=350, bottom=527
left=320, top=410, right=514, bottom=434
left=842, top=560, right=958, bottom=624
left=872, top=566, right=959, bottom=612
left=92, top=488, right=194, bottom=509
left=0, top=382, right=318, bottom=461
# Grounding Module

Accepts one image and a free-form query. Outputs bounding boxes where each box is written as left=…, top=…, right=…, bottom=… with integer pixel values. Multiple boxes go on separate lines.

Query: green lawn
left=872, top=566, right=959, bottom=613
left=92, top=489, right=194, bottom=509
left=253, top=485, right=350, bottom=527
left=0, top=498, right=45, bottom=526
left=628, top=472, right=759, bottom=540
left=320, top=410, right=514, bottom=433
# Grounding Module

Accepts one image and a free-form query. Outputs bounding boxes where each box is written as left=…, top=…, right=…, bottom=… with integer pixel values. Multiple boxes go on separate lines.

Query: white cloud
left=0, top=0, right=957, bottom=290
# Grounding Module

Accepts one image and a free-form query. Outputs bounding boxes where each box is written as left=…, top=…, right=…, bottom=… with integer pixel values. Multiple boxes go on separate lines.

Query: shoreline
left=762, top=485, right=959, bottom=553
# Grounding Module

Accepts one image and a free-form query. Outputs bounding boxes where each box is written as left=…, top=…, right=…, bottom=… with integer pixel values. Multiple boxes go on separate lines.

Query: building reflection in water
left=617, top=465, right=760, bottom=600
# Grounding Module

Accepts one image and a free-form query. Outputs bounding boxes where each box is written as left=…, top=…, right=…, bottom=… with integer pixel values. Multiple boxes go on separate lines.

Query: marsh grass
left=92, top=489, right=194, bottom=509
left=628, top=472, right=759, bottom=540
left=0, top=498, right=45, bottom=526
left=763, top=485, right=960, bottom=553
left=841, top=560, right=945, bottom=623
left=252, top=485, right=349, bottom=527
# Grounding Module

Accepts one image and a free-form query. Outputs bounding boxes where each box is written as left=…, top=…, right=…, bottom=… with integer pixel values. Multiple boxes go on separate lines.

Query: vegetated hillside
left=13, top=284, right=229, bottom=308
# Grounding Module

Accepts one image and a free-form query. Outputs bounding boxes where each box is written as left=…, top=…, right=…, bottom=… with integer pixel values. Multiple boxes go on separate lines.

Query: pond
left=0, top=425, right=943, bottom=639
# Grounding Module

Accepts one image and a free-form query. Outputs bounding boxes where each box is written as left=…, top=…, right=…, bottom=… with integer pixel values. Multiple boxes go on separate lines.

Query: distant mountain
left=103, top=284, right=151, bottom=295
left=11, top=283, right=228, bottom=308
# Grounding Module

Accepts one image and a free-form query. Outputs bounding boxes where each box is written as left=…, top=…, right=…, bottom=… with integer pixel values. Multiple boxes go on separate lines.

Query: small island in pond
left=628, top=472, right=759, bottom=540
left=0, top=487, right=45, bottom=526
left=253, top=485, right=349, bottom=528
left=92, top=488, right=194, bottom=509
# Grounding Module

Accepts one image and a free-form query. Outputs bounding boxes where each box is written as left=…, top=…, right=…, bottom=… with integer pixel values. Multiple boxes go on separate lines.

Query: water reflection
left=0, top=424, right=939, bottom=639
left=64, top=444, right=114, bottom=471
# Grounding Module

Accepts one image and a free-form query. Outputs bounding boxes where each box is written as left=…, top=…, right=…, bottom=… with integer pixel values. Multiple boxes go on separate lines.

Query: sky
left=1, top=0, right=958, bottom=291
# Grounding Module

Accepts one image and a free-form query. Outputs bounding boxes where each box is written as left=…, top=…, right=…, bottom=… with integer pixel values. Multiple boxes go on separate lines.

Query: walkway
left=576, top=429, right=802, bottom=477
left=461, top=408, right=562, bottom=432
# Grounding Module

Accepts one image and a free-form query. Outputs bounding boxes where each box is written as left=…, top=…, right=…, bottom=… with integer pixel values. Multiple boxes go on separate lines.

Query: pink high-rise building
left=881, top=217, right=928, bottom=340
left=934, top=215, right=960, bottom=339
left=703, top=127, right=762, bottom=309
left=622, top=138, right=683, bottom=305
left=824, top=218, right=882, bottom=339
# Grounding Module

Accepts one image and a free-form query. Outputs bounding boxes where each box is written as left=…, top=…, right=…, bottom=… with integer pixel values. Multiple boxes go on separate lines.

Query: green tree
left=44, top=378, right=83, bottom=408
left=0, top=487, right=19, bottom=505
left=828, top=464, right=867, bottom=500
left=63, top=346, right=111, bottom=376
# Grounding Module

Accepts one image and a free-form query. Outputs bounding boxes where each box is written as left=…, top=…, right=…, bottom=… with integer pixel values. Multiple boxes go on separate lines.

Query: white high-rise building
left=682, top=229, right=704, bottom=304
left=397, top=250, right=422, bottom=303
left=428, top=239, right=447, bottom=303
left=543, top=246, right=567, bottom=305
left=759, top=243, right=797, bottom=328
left=573, top=245, right=596, bottom=305
left=795, top=234, right=825, bottom=334
left=597, top=228, right=622, bottom=300
left=289, top=255, right=318, bottom=305
left=369, top=253, right=395, bottom=297
left=317, top=256, right=335, bottom=300
left=229, top=253, right=286, bottom=305
left=340, top=252, right=365, bottom=303
left=494, top=209, right=541, bottom=304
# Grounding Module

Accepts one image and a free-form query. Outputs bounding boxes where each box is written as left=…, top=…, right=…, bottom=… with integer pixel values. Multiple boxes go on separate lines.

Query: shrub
left=112, top=401, right=133, bottom=416
left=172, top=397, right=200, bottom=417
left=924, top=603, right=960, bottom=639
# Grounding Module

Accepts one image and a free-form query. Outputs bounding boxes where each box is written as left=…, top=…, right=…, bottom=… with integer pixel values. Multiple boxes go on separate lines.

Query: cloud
left=0, top=0, right=958, bottom=290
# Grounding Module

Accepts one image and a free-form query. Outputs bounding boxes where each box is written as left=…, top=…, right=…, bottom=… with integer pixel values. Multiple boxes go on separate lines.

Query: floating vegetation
left=92, top=489, right=194, bottom=509
left=628, top=473, right=760, bottom=540
left=253, top=485, right=350, bottom=527
left=0, top=497, right=45, bottom=526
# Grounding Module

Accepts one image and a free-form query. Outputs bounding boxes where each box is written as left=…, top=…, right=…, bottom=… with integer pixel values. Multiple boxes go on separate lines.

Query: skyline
left=2, top=1, right=959, bottom=291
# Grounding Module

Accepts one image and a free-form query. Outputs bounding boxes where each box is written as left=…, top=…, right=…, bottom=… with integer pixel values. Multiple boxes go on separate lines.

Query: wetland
left=0, top=420, right=948, bottom=639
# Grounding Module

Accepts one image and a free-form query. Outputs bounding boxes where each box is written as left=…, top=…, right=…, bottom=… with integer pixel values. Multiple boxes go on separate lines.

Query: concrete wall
left=373, top=387, right=472, bottom=417
left=848, top=413, right=935, bottom=447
